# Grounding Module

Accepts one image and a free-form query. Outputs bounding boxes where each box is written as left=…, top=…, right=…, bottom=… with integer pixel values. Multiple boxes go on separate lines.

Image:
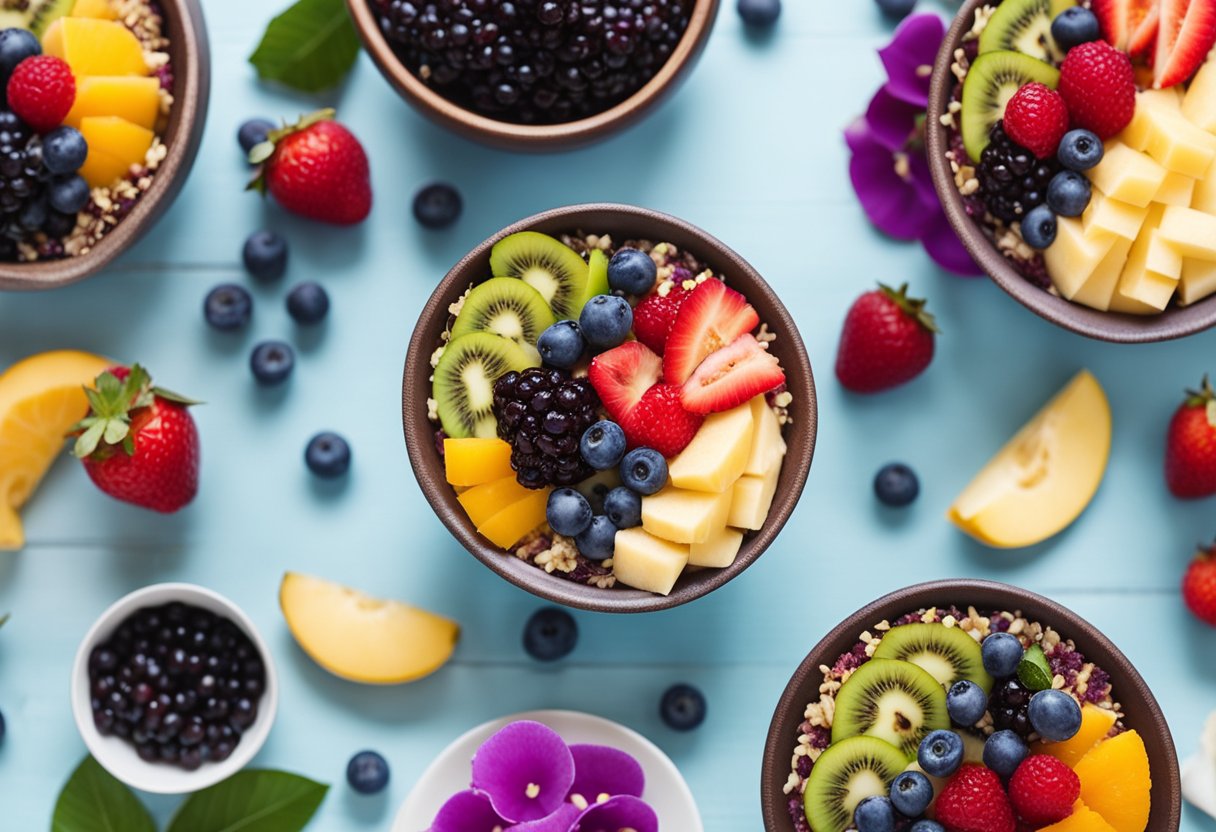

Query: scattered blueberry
left=286, top=281, right=330, bottom=325
left=0, top=707, right=5, bottom=744
left=574, top=515, right=617, bottom=560
left=242, top=230, right=288, bottom=281
left=1051, top=7, right=1100, bottom=52
left=203, top=283, right=253, bottom=331
left=580, top=420, right=627, bottom=470
left=250, top=340, right=295, bottom=386
left=237, top=118, right=275, bottom=155
left=0, top=29, right=40, bottom=81
left=578, top=294, right=633, bottom=349
left=305, top=432, right=351, bottom=478
left=889, top=769, right=933, bottom=818
left=48, top=175, right=89, bottom=214
left=346, top=750, right=390, bottom=794
left=1047, top=170, right=1092, bottom=218
left=537, top=320, right=585, bottom=370
left=876, top=0, right=917, bottom=18
left=607, top=248, right=658, bottom=295
left=42, top=127, right=87, bottom=175
left=1057, top=129, right=1104, bottom=171
left=523, top=607, right=578, bottom=662
left=546, top=488, right=593, bottom=537
left=946, top=679, right=988, bottom=727
left=1020, top=203, right=1058, bottom=250
left=412, top=182, right=462, bottom=230
left=910, top=822, right=945, bottom=832
left=983, top=729, right=1029, bottom=777
left=737, top=0, right=781, bottom=26
left=1028, top=689, right=1083, bottom=742
left=620, top=447, right=667, bottom=496
left=874, top=463, right=919, bottom=507
left=604, top=486, right=642, bottom=529
left=982, top=632, right=1025, bottom=680
left=659, top=683, right=706, bottom=731
left=853, top=795, right=896, bottom=832
left=918, top=729, right=964, bottom=778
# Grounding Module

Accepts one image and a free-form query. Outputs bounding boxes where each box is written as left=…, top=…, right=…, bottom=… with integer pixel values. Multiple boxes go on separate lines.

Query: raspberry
left=492, top=367, right=600, bottom=489
left=1004, top=83, right=1070, bottom=160
left=6, top=56, right=75, bottom=134
left=631, top=282, right=689, bottom=354
left=621, top=383, right=703, bottom=457
left=1058, top=41, right=1136, bottom=139
left=1009, top=754, right=1081, bottom=827
left=935, top=764, right=1017, bottom=832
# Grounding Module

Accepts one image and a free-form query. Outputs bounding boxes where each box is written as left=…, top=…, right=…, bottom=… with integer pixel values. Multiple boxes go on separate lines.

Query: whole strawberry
left=622, top=383, right=703, bottom=457
left=1058, top=41, right=1136, bottom=139
left=836, top=283, right=939, bottom=394
left=71, top=365, right=200, bottom=513
left=249, top=109, right=371, bottom=225
left=1165, top=374, right=1216, bottom=498
left=935, top=764, right=1017, bottom=832
left=1004, top=82, right=1070, bottom=160
left=632, top=282, right=690, bottom=354
left=1009, top=754, right=1080, bottom=827
left=1183, top=543, right=1216, bottom=627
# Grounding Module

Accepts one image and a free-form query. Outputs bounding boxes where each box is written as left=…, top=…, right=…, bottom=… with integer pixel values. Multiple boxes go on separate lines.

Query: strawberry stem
left=1183, top=374, right=1216, bottom=428
left=70, top=365, right=199, bottom=460
left=246, top=108, right=337, bottom=193
left=879, top=282, right=941, bottom=334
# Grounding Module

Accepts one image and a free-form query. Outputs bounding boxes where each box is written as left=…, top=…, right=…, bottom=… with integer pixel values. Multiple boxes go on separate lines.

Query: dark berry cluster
left=988, top=677, right=1033, bottom=738
left=977, top=122, right=1060, bottom=224
left=0, top=110, right=85, bottom=262
left=88, top=602, right=266, bottom=771
left=493, top=367, right=600, bottom=489
left=371, top=0, right=693, bottom=124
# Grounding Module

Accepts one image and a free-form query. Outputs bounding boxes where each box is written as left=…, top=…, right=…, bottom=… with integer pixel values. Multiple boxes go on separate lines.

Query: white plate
left=392, top=710, right=702, bottom=832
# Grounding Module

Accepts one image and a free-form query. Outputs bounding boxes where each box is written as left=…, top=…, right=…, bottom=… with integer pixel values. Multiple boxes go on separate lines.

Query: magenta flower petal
left=507, top=804, right=582, bottom=831
left=865, top=86, right=922, bottom=153
left=430, top=790, right=508, bottom=832
left=907, top=151, right=940, bottom=209
left=845, top=116, right=873, bottom=155
left=879, top=13, right=944, bottom=108
left=472, top=721, right=576, bottom=822
left=849, top=136, right=935, bottom=241
left=922, top=212, right=982, bottom=276
left=571, top=796, right=659, bottom=832
left=567, top=744, right=645, bottom=802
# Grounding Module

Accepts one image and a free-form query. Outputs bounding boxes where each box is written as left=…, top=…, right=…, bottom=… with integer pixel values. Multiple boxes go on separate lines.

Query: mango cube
left=71, top=0, right=118, bottom=19
left=612, top=528, right=689, bottom=596
left=1088, top=143, right=1168, bottom=207
left=744, top=395, right=786, bottom=477
left=66, top=76, right=161, bottom=131
left=1146, top=116, right=1216, bottom=177
left=1154, top=171, right=1196, bottom=207
left=729, top=464, right=781, bottom=531
left=1071, top=237, right=1133, bottom=311
left=1114, top=207, right=1180, bottom=312
left=1157, top=205, right=1216, bottom=260
left=1180, top=259, right=1216, bottom=306
left=641, top=487, right=732, bottom=544
left=668, top=401, right=754, bottom=493
left=443, top=437, right=514, bottom=486
left=457, top=474, right=535, bottom=527
left=688, top=526, right=744, bottom=569
left=78, top=116, right=154, bottom=188
left=478, top=488, right=549, bottom=549
left=1183, top=58, right=1216, bottom=134
left=42, top=18, right=148, bottom=78
left=1045, top=217, right=1117, bottom=299
left=1191, top=160, right=1216, bottom=212
left=1082, top=192, right=1149, bottom=241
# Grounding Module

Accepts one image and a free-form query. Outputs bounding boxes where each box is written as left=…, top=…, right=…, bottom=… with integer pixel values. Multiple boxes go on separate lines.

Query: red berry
left=934, top=764, right=1017, bottom=832
left=680, top=333, right=784, bottom=414
left=632, top=282, right=689, bottom=354
left=1004, top=83, right=1071, bottom=160
left=1058, top=41, right=1137, bottom=139
left=621, top=383, right=703, bottom=457
left=1008, top=755, right=1081, bottom=827
left=1092, top=0, right=1158, bottom=52
left=6, top=56, right=75, bottom=134
left=1183, top=544, right=1216, bottom=627
left=1155, top=0, right=1216, bottom=88
left=1164, top=375, right=1216, bottom=499
left=588, top=341, right=663, bottom=427
left=663, top=279, right=759, bottom=384
left=835, top=283, right=938, bottom=394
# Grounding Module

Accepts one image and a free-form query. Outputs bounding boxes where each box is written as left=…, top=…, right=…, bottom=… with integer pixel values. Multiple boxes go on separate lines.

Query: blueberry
left=305, top=432, right=351, bottom=478
left=237, top=118, right=275, bottom=155
left=48, top=175, right=89, bottom=214
left=577, top=294, right=633, bottom=349
left=242, top=230, right=288, bottom=281
left=43, top=210, right=76, bottom=238
left=0, top=29, right=40, bottom=80
left=891, top=767, right=934, bottom=817
left=874, top=463, right=919, bottom=507
left=917, top=729, right=964, bottom=778
left=607, top=248, right=657, bottom=295
left=42, top=127, right=87, bottom=175
left=604, top=486, right=642, bottom=529
left=1057, top=129, right=1104, bottom=172
left=982, top=632, right=1025, bottom=679
left=580, top=420, right=627, bottom=470
left=875, top=0, right=917, bottom=18
left=0, top=706, right=5, bottom=744
left=1020, top=204, right=1058, bottom=250
left=286, top=281, right=330, bottom=325
left=546, top=487, right=593, bottom=537
left=1051, top=7, right=1100, bottom=51
left=17, top=196, right=45, bottom=231
left=659, top=683, right=706, bottom=731
left=620, top=447, right=667, bottom=495
left=203, top=283, right=253, bottom=331
left=574, top=515, right=617, bottom=560
left=412, top=182, right=462, bottom=230
left=853, top=795, right=896, bottom=832
left=250, top=340, right=295, bottom=386
left=910, top=822, right=945, bottom=832
left=523, top=607, right=578, bottom=662
left=946, top=679, right=987, bottom=727
left=983, top=729, right=1029, bottom=777
left=737, top=0, right=781, bottom=26
left=537, top=320, right=585, bottom=369
left=346, top=750, right=390, bottom=794
left=1047, top=171, right=1092, bottom=218
left=1028, top=689, right=1082, bottom=742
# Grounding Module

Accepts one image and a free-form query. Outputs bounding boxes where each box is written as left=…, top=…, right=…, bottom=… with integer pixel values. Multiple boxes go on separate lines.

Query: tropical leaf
left=51, top=756, right=156, bottom=832
left=167, top=769, right=328, bottom=832
left=249, top=0, right=361, bottom=93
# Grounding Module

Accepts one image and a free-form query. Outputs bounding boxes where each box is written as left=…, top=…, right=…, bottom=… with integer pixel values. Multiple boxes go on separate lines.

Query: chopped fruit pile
left=429, top=231, right=789, bottom=594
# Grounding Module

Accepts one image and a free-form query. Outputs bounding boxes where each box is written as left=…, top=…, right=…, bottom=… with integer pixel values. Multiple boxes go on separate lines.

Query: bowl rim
left=344, top=0, right=720, bottom=150
left=402, top=202, right=818, bottom=613
left=759, top=578, right=1181, bottom=831
left=70, top=582, right=279, bottom=794
left=925, top=0, right=1216, bottom=343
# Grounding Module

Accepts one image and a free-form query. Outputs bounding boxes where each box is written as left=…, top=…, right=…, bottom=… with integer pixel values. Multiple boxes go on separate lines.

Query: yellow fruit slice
left=457, top=474, right=534, bottom=528
left=78, top=116, right=155, bottom=188
left=65, top=76, right=161, bottom=131
left=279, top=572, right=460, bottom=684
left=443, top=437, right=514, bottom=487
left=71, top=0, right=118, bottom=19
left=1039, top=800, right=1118, bottom=832
left=0, top=350, right=111, bottom=550
left=1040, top=704, right=1119, bottom=767
left=477, top=488, right=549, bottom=549
left=41, top=18, right=148, bottom=77
left=1074, top=730, right=1152, bottom=832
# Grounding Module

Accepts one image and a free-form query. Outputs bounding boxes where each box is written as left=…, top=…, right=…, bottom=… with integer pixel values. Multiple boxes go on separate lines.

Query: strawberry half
left=662, top=279, right=760, bottom=385
left=624, top=383, right=704, bottom=457
left=588, top=341, right=663, bottom=426
left=680, top=334, right=785, bottom=415
left=1129, top=2, right=1161, bottom=55
left=1093, top=0, right=1157, bottom=49
left=1155, top=0, right=1216, bottom=88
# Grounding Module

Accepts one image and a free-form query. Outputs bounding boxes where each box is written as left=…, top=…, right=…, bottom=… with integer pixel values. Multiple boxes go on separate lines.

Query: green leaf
left=1017, top=644, right=1053, bottom=692
left=52, top=756, right=156, bottom=832
left=167, top=770, right=328, bottom=832
left=249, top=0, right=361, bottom=93
left=73, top=421, right=106, bottom=458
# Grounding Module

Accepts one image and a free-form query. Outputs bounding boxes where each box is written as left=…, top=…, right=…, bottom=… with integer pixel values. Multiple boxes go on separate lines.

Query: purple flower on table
left=429, top=790, right=508, bottom=832
left=472, top=721, right=576, bottom=822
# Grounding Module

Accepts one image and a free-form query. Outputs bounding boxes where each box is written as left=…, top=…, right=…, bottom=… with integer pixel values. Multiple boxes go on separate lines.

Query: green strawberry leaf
left=166, top=770, right=328, bottom=832
left=1016, top=644, right=1053, bottom=692
left=249, top=0, right=361, bottom=93
left=52, top=756, right=156, bottom=832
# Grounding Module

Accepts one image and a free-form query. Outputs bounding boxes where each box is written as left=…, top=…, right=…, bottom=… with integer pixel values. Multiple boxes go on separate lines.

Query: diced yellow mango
left=78, top=116, right=154, bottom=188
left=477, top=488, right=549, bottom=549
left=71, top=0, right=118, bottom=19
left=1139, top=109, right=1216, bottom=176
left=457, top=475, right=534, bottom=527
left=1123, top=90, right=1183, bottom=149
left=1082, top=191, right=1149, bottom=241
left=668, top=401, right=754, bottom=493
left=612, top=527, right=689, bottom=596
left=1039, top=704, right=1119, bottom=767
left=1071, top=237, right=1133, bottom=311
left=1192, top=159, right=1216, bottom=212
left=1183, top=58, right=1216, bottom=133
left=1141, top=86, right=1184, bottom=113
left=1117, top=260, right=1178, bottom=311
left=641, top=487, right=732, bottom=544
left=1088, top=142, right=1169, bottom=207
left=729, top=464, right=781, bottom=531
left=1046, top=217, right=1118, bottom=299
left=688, top=526, right=744, bottom=569
left=1180, top=259, right=1216, bottom=306
left=744, top=395, right=786, bottom=477
left=443, top=437, right=515, bottom=487
left=41, top=18, right=148, bottom=78
left=1114, top=207, right=1181, bottom=311
left=65, top=76, right=161, bottom=131
left=1155, top=171, right=1196, bottom=207
left=1157, top=205, right=1216, bottom=260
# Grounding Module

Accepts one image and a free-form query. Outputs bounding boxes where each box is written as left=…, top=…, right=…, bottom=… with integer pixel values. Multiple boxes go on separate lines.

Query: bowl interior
left=71, top=583, right=278, bottom=794
left=760, top=579, right=1181, bottom=831
left=926, top=0, right=1216, bottom=343
left=403, top=203, right=817, bottom=613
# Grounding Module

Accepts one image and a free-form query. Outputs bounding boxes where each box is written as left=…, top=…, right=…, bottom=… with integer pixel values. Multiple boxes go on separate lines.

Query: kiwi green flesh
left=583, top=248, right=611, bottom=304
left=489, top=231, right=591, bottom=320
left=803, top=735, right=908, bottom=832
left=871, top=623, right=995, bottom=696
left=831, top=658, right=949, bottom=760
left=432, top=332, right=537, bottom=439
left=451, top=277, right=556, bottom=348
left=28, top=0, right=74, bottom=37
left=961, top=51, right=1060, bottom=162
left=978, top=0, right=1076, bottom=63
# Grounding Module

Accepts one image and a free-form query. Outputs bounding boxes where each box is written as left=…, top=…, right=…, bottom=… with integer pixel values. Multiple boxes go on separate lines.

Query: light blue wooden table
left=1, top=1, right=1215, bottom=829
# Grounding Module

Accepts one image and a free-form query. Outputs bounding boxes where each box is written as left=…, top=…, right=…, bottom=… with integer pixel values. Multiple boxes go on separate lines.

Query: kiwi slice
left=831, top=658, right=949, bottom=759
left=586, top=248, right=610, bottom=298
left=978, top=0, right=1075, bottom=63
left=961, top=50, right=1060, bottom=161
left=872, top=623, right=995, bottom=695
left=490, top=232, right=592, bottom=320
left=803, top=735, right=908, bottom=832
left=27, top=0, right=74, bottom=37
left=451, top=277, right=556, bottom=356
left=432, top=332, right=537, bottom=439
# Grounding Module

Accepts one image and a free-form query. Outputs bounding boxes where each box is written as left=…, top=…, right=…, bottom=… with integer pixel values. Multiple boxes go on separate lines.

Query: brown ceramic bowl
left=346, top=0, right=719, bottom=152
left=761, top=579, right=1181, bottom=831
left=0, top=0, right=210, bottom=291
left=927, top=0, right=1216, bottom=343
left=402, top=203, right=817, bottom=613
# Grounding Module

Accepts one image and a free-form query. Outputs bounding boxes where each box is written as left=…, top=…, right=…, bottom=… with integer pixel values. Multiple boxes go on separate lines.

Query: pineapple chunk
left=41, top=18, right=148, bottom=78
left=688, top=526, right=744, bottom=569
left=65, top=76, right=161, bottom=131
left=744, top=395, right=786, bottom=477
left=1123, top=90, right=1183, bottom=149
left=1146, top=118, right=1216, bottom=177
left=668, top=401, right=754, bottom=493
left=1155, top=171, right=1197, bottom=207
left=612, top=528, right=689, bottom=596
left=1114, top=207, right=1182, bottom=311
left=641, top=487, right=732, bottom=544
left=478, top=488, right=548, bottom=549
left=1045, top=217, right=1118, bottom=299
left=1192, top=159, right=1216, bottom=213
left=78, top=116, right=154, bottom=188
left=1157, top=205, right=1216, bottom=260
left=729, top=464, right=781, bottom=531
left=1088, top=142, right=1168, bottom=207
left=1082, top=191, right=1149, bottom=241
left=1072, top=237, right=1134, bottom=311
left=1183, top=58, right=1216, bottom=134
left=1180, top=259, right=1216, bottom=306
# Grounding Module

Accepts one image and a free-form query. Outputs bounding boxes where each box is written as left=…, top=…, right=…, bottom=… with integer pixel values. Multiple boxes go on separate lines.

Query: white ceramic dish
left=70, top=583, right=279, bottom=794
left=392, top=709, right=703, bottom=832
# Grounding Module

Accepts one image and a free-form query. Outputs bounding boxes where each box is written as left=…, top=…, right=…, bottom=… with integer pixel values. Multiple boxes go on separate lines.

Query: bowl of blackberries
left=345, top=0, right=721, bottom=151
left=71, top=583, right=278, bottom=793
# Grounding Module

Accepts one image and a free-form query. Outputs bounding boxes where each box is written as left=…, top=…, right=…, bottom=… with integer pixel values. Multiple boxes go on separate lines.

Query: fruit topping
left=961, top=51, right=1060, bottom=162
left=574, top=514, right=617, bottom=560
left=680, top=333, right=783, bottom=415
left=663, top=279, right=760, bottom=385
left=919, top=729, right=966, bottom=778
left=249, top=339, right=295, bottom=386
left=977, top=122, right=1061, bottom=223
left=620, top=447, right=667, bottom=496
left=1047, top=170, right=1093, bottom=217
left=982, top=631, right=1025, bottom=679
left=76, top=114, right=152, bottom=188
left=990, top=677, right=1035, bottom=738
left=1093, top=0, right=1157, bottom=51
left=603, top=486, right=641, bottom=529
left=588, top=341, right=662, bottom=426
left=490, top=231, right=597, bottom=320
left=1058, top=41, right=1137, bottom=139
left=1028, top=689, right=1084, bottom=741
left=1074, top=730, right=1152, bottom=832
left=493, top=367, right=600, bottom=489
left=1154, top=0, right=1216, bottom=89
left=607, top=247, right=658, bottom=295
left=412, top=181, right=462, bottom=230
left=803, top=735, right=907, bottom=832
left=7, top=54, right=73, bottom=133
left=833, top=658, right=950, bottom=759
left=1051, top=6, right=1101, bottom=52
left=983, top=729, right=1030, bottom=777
left=631, top=281, right=691, bottom=354
left=43, top=124, right=86, bottom=173
left=203, top=283, right=252, bottom=331
left=873, top=622, right=994, bottom=694
left=452, top=277, right=556, bottom=357
left=579, top=419, right=627, bottom=470
left=304, top=431, right=351, bottom=479
left=42, top=17, right=145, bottom=76
left=668, top=400, right=755, bottom=492
left=286, top=281, right=329, bottom=325
left=443, top=437, right=514, bottom=486
left=1058, top=128, right=1105, bottom=171
left=536, top=320, right=585, bottom=370
left=946, top=679, right=988, bottom=727
left=853, top=796, right=897, bottom=832
left=1009, top=754, right=1081, bottom=827
left=1183, top=542, right=1216, bottom=626
left=546, top=487, right=593, bottom=537
left=347, top=750, right=390, bottom=794
left=1165, top=374, right=1216, bottom=498
left=1021, top=202, right=1059, bottom=248
left=621, top=383, right=704, bottom=457
left=979, top=0, right=1075, bottom=63
left=934, top=764, right=1017, bottom=832
left=243, top=229, right=288, bottom=281
left=1005, top=82, right=1070, bottom=160
left=873, top=462, right=919, bottom=507
left=890, top=770, right=933, bottom=818
left=612, top=526, right=689, bottom=595
left=0, top=30, right=41, bottom=84
left=835, top=283, right=938, bottom=394
left=523, top=606, right=578, bottom=662
left=578, top=293, right=633, bottom=349
left=1038, top=703, right=1119, bottom=766
left=433, top=332, right=537, bottom=439
left=660, top=683, right=707, bottom=731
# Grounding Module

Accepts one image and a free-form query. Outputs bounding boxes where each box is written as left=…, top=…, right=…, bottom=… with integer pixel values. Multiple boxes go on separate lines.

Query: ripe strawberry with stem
left=836, top=283, right=939, bottom=394
left=1183, top=541, right=1216, bottom=627
left=1165, top=374, right=1216, bottom=499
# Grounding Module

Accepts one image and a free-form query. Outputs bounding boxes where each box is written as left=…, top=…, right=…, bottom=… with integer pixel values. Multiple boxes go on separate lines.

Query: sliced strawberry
left=632, top=283, right=690, bottom=354
left=663, top=279, right=759, bottom=385
left=588, top=341, right=662, bottom=425
left=623, top=383, right=704, bottom=457
left=1156, top=0, right=1216, bottom=88
left=1093, top=0, right=1158, bottom=49
left=1128, top=2, right=1160, bottom=55
left=680, top=334, right=785, bottom=415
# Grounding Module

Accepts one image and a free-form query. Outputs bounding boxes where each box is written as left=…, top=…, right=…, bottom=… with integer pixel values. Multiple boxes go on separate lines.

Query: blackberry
left=977, top=122, right=1059, bottom=224
left=989, top=677, right=1034, bottom=738
left=493, top=367, right=600, bottom=489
